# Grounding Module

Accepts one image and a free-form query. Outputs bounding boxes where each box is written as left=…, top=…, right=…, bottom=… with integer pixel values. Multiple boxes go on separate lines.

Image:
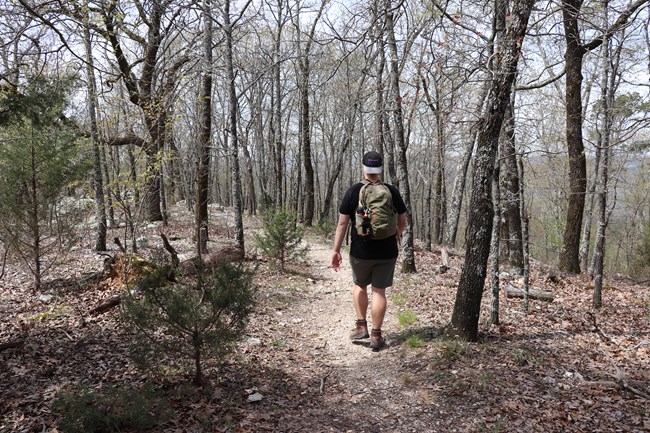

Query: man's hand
left=331, top=251, right=342, bottom=272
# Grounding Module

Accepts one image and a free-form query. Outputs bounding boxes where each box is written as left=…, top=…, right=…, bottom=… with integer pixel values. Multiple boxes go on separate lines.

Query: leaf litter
left=0, top=206, right=648, bottom=432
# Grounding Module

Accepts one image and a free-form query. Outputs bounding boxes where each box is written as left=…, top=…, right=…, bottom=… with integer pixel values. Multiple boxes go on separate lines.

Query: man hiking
left=331, top=150, right=407, bottom=350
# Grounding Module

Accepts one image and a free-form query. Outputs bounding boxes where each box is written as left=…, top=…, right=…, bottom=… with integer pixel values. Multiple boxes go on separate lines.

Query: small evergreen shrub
left=121, top=261, right=256, bottom=385
left=254, top=208, right=308, bottom=271
left=53, top=383, right=171, bottom=433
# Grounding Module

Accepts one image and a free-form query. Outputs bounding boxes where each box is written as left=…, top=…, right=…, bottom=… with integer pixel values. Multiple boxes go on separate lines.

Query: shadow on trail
left=388, top=324, right=446, bottom=345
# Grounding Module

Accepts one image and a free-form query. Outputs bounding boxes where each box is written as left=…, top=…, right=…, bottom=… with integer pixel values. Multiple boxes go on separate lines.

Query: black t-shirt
left=339, top=182, right=407, bottom=260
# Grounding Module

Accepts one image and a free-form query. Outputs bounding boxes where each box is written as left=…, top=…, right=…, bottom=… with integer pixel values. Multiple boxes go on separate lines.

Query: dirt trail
left=262, top=240, right=444, bottom=432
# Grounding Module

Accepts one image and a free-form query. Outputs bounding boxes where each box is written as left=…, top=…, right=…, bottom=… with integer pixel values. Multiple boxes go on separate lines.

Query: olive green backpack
left=355, top=179, right=398, bottom=240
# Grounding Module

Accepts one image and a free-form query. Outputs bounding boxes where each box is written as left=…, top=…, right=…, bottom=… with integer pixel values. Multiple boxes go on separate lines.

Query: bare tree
left=449, top=0, right=535, bottom=342
left=292, top=0, right=326, bottom=226
left=83, top=11, right=107, bottom=252
left=384, top=0, right=416, bottom=272
left=560, top=0, right=648, bottom=273
left=197, top=0, right=214, bottom=255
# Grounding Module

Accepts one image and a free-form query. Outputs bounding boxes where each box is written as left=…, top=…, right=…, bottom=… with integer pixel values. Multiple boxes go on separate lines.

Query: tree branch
left=431, top=0, right=489, bottom=42
left=105, top=135, right=148, bottom=147
left=517, top=68, right=566, bottom=90
left=583, top=0, right=649, bottom=52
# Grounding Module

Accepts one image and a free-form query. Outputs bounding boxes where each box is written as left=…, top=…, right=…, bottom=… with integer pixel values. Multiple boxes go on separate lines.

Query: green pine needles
left=121, top=261, right=257, bottom=385
left=254, top=208, right=308, bottom=272
left=0, top=75, right=91, bottom=291
left=53, top=383, right=171, bottom=433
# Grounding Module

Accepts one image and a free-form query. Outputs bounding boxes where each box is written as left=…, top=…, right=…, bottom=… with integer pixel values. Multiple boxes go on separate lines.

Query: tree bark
left=500, top=97, right=524, bottom=274
left=384, top=0, right=416, bottom=273
left=272, top=0, right=285, bottom=208
left=449, top=0, right=534, bottom=342
left=593, top=17, right=623, bottom=308
left=490, top=148, right=501, bottom=325
left=83, top=18, right=107, bottom=252
left=558, top=0, right=647, bottom=273
left=295, top=1, right=325, bottom=226
left=196, top=0, right=213, bottom=255
left=223, top=0, right=245, bottom=251
left=444, top=68, right=491, bottom=248
left=559, top=0, right=588, bottom=274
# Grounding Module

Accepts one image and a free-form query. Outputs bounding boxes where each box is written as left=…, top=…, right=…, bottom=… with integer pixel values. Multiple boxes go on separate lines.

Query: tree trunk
left=196, top=0, right=213, bottom=255
left=272, top=0, right=285, bottom=208
left=224, top=0, right=245, bottom=251
left=29, top=142, right=41, bottom=291
left=102, top=143, right=115, bottom=227
left=242, top=129, right=257, bottom=216
left=517, top=149, right=531, bottom=313
left=295, top=2, right=325, bottom=226
left=580, top=148, right=601, bottom=272
left=593, top=18, right=622, bottom=308
left=318, top=100, right=359, bottom=224
left=490, top=149, right=501, bottom=325
left=500, top=97, right=524, bottom=274
left=449, top=0, right=534, bottom=342
left=84, top=20, right=107, bottom=252
left=559, top=0, right=588, bottom=274
left=384, top=0, right=416, bottom=273
left=561, top=0, right=647, bottom=272
left=444, top=75, right=491, bottom=247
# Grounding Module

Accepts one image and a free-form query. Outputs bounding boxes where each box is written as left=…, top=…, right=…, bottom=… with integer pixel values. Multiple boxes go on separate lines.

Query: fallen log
left=89, top=295, right=121, bottom=315
left=505, top=284, right=554, bottom=302
left=0, top=339, right=25, bottom=352
left=91, top=243, right=245, bottom=315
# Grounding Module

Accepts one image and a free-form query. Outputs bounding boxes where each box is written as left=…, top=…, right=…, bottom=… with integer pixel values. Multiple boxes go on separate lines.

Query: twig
left=160, top=233, right=180, bottom=268
left=62, top=330, right=74, bottom=342
left=320, top=369, right=332, bottom=394
left=585, top=312, right=617, bottom=345
left=583, top=348, right=650, bottom=400
left=608, top=369, right=650, bottom=400
left=75, top=304, right=87, bottom=328
left=113, top=237, right=126, bottom=253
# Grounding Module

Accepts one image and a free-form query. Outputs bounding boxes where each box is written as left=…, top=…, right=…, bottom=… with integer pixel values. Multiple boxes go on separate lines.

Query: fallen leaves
left=0, top=209, right=649, bottom=432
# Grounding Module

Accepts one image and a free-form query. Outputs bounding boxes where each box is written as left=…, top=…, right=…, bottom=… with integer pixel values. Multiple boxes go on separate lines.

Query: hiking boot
left=369, top=329, right=385, bottom=351
left=349, top=319, right=369, bottom=340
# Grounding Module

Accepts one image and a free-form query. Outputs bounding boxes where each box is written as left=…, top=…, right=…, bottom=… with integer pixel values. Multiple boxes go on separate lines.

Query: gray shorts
left=349, top=256, right=398, bottom=289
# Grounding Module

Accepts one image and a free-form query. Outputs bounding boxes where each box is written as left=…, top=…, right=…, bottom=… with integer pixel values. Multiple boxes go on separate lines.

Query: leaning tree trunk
left=449, top=0, right=534, bottom=342
left=385, top=0, right=416, bottom=273
left=444, top=65, right=492, bottom=248
left=318, top=96, right=360, bottom=224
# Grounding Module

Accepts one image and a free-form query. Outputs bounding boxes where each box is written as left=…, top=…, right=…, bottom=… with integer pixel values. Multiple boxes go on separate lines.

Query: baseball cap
left=362, top=151, right=383, bottom=174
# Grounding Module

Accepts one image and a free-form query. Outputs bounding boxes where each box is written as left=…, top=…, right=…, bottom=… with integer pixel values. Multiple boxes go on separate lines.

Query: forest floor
left=1, top=205, right=649, bottom=433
